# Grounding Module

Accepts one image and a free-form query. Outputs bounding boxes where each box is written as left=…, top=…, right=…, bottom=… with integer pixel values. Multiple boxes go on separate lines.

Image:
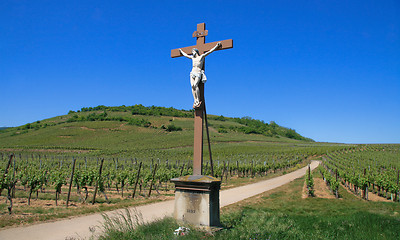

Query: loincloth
left=190, top=70, right=207, bottom=83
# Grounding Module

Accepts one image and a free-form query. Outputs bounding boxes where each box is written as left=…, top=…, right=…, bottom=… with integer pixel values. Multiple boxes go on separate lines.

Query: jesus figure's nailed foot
left=193, top=101, right=202, bottom=109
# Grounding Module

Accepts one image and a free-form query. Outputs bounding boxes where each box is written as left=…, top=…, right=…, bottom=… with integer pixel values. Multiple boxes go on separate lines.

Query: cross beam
left=171, top=23, right=233, bottom=175
left=171, top=23, right=233, bottom=57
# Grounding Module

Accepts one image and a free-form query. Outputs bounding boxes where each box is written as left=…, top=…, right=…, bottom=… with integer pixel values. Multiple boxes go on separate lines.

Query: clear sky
left=1, top=0, right=399, bottom=144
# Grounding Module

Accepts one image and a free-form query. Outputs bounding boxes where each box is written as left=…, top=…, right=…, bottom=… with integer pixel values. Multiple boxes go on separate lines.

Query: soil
left=302, top=173, right=393, bottom=202
left=341, top=184, right=392, bottom=202
left=367, top=192, right=392, bottom=202
left=314, top=178, right=336, bottom=199
left=80, top=126, right=96, bottom=131
left=302, top=177, right=335, bottom=199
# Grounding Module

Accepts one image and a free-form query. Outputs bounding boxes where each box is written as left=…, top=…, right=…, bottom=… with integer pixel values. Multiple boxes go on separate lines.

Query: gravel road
left=0, top=160, right=319, bottom=240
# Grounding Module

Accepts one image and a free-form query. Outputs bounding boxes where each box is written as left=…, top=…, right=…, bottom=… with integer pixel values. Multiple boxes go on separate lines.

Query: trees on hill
left=55, top=105, right=313, bottom=141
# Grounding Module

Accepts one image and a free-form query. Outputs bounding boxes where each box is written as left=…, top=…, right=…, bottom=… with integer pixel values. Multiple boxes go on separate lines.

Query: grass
left=0, top=108, right=346, bottom=159
left=96, top=209, right=205, bottom=240
left=96, top=174, right=400, bottom=240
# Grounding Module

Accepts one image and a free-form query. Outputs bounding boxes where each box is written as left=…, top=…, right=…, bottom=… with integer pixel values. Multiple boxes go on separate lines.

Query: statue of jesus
left=179, top=42, right=221, bottom=109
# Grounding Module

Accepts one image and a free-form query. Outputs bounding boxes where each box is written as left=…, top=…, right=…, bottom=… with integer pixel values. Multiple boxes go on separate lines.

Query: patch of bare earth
left=314, top=178, right=335, bottom=199
left=116, top=123, right=129, bottom=130
left=341, top=184, right=392, bottom=202
left=80, top=126, right=95, bottom=131
left=302, top=177, right=335, bottom=199
left=58, top=136, right=72, bottom=138
left=367, top=192, right=391, bottom=202
left=301, top=181, right=308, bottom=199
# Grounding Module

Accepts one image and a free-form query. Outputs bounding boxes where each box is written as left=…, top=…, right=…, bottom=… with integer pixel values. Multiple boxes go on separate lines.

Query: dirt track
left=0, top=161, right=320, bottom=240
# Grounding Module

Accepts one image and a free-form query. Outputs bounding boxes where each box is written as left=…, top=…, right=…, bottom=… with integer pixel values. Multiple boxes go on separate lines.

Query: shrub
left=166, top=124, right=182, bottom=132
left=128, top=118, right=151, bottom=127
left=218, top=127, right=228, bottom=133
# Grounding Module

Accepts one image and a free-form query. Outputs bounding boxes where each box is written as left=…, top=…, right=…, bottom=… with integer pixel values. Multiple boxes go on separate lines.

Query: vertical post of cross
left=193, top=23, right=206, bottom=175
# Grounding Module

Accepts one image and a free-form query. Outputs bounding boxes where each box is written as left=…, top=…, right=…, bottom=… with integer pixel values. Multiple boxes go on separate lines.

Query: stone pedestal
left=171, top=175, right=221, bottom=227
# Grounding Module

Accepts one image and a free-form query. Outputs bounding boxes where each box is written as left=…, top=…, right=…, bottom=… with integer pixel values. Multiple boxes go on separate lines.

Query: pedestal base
left=171, top=175, right=221, bottom=227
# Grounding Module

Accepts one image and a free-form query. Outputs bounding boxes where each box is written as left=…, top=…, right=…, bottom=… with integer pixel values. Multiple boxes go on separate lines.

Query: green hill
left=0, top=105, right=315, bottom=159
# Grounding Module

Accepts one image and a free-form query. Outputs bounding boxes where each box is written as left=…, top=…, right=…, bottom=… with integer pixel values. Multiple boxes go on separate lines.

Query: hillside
left=0, top=105, right=314, bottom=158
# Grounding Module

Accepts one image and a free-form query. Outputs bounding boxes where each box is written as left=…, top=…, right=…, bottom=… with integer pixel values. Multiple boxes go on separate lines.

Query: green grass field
left=0, top=105, right=343, bottom=160
left=97, top=173, right=400, bottom=240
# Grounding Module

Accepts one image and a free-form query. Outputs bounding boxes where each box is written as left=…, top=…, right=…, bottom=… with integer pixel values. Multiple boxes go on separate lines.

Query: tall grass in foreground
left=96, top=177, right=400, bottom=240
left=99, top=209, right=144, bottom=237
left=96, top=209, right=204, bottom=240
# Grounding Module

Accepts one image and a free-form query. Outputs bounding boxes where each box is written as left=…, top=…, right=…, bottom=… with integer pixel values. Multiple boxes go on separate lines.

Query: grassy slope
left=97, top=172, right=400, bottom=240
left=0, top=110, right=316, bottom=159
left=215, top=175, right=400, bottom=239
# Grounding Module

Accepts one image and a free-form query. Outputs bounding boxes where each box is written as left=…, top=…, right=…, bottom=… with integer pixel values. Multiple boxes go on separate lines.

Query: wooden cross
left=171, top=23, right=233, bottom=175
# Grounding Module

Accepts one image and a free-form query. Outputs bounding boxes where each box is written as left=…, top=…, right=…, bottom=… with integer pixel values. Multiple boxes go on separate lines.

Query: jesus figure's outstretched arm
left=179, top=49, right=192, bottom=59
left=203, top=42, right=221, bottom=57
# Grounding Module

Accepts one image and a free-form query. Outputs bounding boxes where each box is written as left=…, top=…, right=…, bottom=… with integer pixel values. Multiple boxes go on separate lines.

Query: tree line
left=69, top=105, right=312, bottom=141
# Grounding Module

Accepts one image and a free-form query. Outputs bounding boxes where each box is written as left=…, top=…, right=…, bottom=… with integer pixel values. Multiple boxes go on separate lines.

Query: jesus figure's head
left=192, top=48, right=200, bottom=57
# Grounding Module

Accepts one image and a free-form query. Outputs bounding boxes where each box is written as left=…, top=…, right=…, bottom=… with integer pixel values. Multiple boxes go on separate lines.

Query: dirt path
left=0, top=161, right=320, bottom=240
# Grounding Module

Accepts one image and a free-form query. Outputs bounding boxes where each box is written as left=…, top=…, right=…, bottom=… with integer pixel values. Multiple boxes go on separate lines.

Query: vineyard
left=0, top=150, right=311, bottom=211
left=321, top=144, right=400, bottom=201
left=1, top=144, right=398, bottom=222
left=0, top=144, right=350, bottom=220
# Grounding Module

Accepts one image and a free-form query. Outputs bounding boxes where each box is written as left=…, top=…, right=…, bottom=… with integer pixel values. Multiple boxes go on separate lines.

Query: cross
left=171, top=23, right=233, bottom=175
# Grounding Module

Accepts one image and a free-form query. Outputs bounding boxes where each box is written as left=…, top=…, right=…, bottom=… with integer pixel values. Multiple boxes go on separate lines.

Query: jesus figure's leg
left=191, top=76, right=201, bottom=108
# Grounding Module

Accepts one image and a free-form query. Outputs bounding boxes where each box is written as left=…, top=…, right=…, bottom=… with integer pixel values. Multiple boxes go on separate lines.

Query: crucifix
left=171, top=23, right=233, bottom=175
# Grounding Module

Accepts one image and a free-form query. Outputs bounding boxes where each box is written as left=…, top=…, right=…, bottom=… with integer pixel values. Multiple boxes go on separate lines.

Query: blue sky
left=1, top=0, right=399, bottom=143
